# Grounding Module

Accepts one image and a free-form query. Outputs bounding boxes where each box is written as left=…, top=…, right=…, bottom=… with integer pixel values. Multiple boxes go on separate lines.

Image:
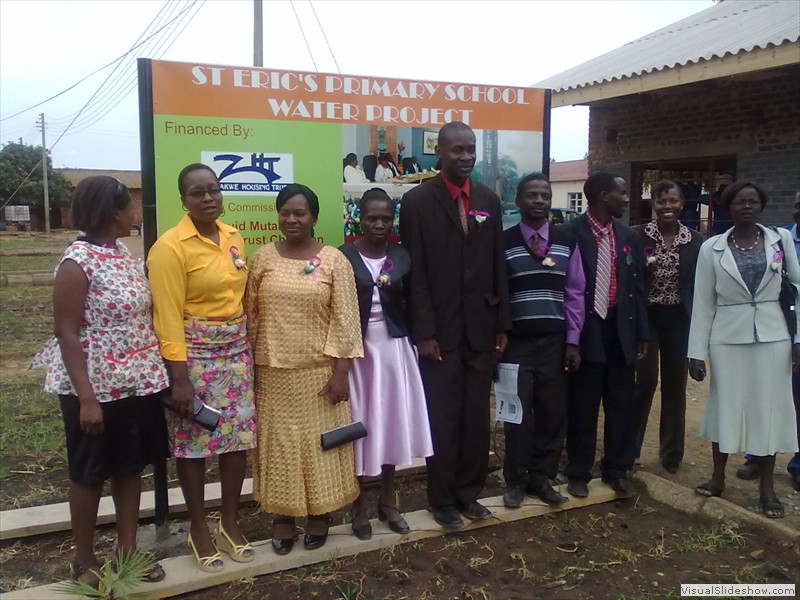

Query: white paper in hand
left=494, top=362, right=522, bottom=424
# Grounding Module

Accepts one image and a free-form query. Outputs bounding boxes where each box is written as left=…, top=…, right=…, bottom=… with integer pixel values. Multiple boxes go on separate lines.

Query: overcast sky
left=0, top=0, right=714, bottom=171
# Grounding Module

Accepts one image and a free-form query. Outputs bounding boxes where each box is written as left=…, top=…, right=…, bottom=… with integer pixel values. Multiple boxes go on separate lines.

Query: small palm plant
left=54, top=549, right=156, bottom=600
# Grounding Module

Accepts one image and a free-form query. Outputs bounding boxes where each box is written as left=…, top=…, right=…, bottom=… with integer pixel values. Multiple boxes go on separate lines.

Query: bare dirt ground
left=1, top=232, right=798, bottom=598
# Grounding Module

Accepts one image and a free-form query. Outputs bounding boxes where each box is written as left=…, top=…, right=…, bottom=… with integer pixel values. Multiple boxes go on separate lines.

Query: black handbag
left=776, top=236, right=798, bottom=342
left=320, top=421, right=367, bottom=451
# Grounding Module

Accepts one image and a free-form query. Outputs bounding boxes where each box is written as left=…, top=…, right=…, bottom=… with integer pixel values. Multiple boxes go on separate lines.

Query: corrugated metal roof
left=56, top=168, right=141, bottom=189
left=535, top=0, right=800, bottom=92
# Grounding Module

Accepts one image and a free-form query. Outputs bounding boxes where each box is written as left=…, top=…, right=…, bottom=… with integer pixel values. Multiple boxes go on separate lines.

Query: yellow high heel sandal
left=215, top=522, right=255, bottom=563
left=187, top=533, right=224, bottom=573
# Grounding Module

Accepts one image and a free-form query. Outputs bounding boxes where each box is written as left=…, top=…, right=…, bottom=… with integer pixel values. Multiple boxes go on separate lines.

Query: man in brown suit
left=399, top=122, right=510, bottom=528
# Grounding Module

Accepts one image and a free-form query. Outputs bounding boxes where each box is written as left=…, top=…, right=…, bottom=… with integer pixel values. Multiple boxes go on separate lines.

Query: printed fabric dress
left=348, top=253, right=433, bottom=477
left=245, top=244, right=363, bottom=517
left=147, top=216, right=257, bottom=459
left=31, top=239, right=169, bottom=401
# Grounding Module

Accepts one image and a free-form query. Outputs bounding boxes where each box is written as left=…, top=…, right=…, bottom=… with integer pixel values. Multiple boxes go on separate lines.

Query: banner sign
left=139, top=59, right=549, bottom=251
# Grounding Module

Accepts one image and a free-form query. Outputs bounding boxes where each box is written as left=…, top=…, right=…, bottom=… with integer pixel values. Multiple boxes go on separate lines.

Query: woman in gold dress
left=245, top=183, right=363, bottom=554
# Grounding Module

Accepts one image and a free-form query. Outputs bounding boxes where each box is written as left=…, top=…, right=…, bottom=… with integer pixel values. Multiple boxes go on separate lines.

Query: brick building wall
left=587, top=65, right=800, bottom=225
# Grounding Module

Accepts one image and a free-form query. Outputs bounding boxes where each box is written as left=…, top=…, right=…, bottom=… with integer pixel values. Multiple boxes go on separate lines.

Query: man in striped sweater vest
left=502, top=174, right=586, bottom=507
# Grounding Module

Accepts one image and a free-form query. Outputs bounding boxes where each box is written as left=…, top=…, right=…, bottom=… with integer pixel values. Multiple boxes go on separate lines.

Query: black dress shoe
left=526, top=479, right=569, bottom=505
left=303, top=532, right=328, bottom=550
left=351, top=521, right=372, bottom=541
left=271, top=537, right=294, bottom=555
left=662, top=462, right=680, bottom=474
left=602, top=476, right=635, bottom=498
left=304, top=515, right=330, bottom=550
left=378, top=504, right=410, bottom=535
left=567, top=478, right=589, bottom=498
left=735, top=460, right=762, bottom=481
left=503, top=486, right=525, bottom=508
left=456, top=501, right=492, bottom=521
left=430, top=506, right=464, bottom=529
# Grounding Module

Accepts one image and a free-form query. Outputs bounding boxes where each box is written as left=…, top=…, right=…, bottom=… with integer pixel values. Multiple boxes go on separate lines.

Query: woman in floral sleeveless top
left=32, top=176, right=169, bottom=587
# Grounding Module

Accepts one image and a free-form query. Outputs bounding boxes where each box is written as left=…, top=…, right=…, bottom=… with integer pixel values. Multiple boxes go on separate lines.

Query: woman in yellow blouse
left=245, top=183, right=363, bottom=555
left=147, top=163, right=257, bottom=572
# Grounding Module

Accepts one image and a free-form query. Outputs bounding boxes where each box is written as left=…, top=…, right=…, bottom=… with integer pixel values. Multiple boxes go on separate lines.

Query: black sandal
left=70, top=559, right=103, bottom=589
left=694, top=481, right=724, bottom=498
left=112, top=548, right=166, bottom=583
left=760, top=495, right=785, bottom=519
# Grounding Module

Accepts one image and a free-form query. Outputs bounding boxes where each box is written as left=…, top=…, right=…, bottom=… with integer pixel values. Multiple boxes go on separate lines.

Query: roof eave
left=548, top=42, right=800, bottom=108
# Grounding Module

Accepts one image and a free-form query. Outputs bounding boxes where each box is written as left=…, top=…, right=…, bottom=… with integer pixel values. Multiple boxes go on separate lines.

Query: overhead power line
left=290, top=0, right=318, bottom=71
left=62, top=1, right=204, bottom=137
left=1, top=0, right=204, bottom=208
left=309, top=1, right=341, bottom=74
left=0, top=1, right=185, bottom=123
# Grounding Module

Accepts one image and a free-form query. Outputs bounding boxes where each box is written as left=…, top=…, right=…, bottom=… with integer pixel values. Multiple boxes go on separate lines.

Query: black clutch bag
left=321, top=421, right=367, bottom=451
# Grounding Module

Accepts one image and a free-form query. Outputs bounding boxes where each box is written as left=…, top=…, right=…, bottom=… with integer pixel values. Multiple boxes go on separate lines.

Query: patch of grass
left=0, top=231, right=75, bottom=252
left=0, top=254, right=59, bottom=272
left=0, top=373, right=65, bottom=480
left=0, top=284, right=53, bottom=362
left=675, top=522, right=746, bottom=554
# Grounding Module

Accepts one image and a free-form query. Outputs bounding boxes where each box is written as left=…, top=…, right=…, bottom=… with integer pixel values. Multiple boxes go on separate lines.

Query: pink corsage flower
left=770, top=250, right=784, bottom=273
left=229, top=246, right=247, bottom=270
left=300, top=255, right=322, bottom=279
left=468, top=210, right=490, bottom=227
left=622, top=244, right=633, bottom=265
left=376, top=258, right=394, bottom=287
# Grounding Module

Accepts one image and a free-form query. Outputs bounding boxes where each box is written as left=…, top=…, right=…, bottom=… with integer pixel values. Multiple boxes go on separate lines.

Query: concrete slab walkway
left=1, top=482, right=617, bottom=600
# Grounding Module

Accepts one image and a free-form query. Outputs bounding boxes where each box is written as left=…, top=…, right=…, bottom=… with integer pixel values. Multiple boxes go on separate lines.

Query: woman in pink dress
left=340, top=188, right=433, bottom=540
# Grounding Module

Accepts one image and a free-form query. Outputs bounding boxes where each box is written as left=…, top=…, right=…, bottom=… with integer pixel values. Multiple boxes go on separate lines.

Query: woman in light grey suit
left=688, top=181, right=800, bottom=519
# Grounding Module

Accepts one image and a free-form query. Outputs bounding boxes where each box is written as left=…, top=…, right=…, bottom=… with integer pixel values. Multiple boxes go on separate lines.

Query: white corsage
left=542, top=257, right=556, bottom=267
left=770, top=250, right=784, bottom=273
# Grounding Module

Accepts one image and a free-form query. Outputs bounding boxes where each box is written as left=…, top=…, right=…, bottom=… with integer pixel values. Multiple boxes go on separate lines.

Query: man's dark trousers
left=503, top=332, right=567, bottom=486
left=565, top=310, right=637, bottom=482
left=420, top=336, right=493, bottom=509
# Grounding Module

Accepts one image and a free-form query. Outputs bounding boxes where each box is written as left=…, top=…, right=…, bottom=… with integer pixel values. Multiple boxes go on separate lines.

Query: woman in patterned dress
left=148, top=164, right=256, bottom=572
left=32, top=176, right=169, bottom=586
left=245, top=183, right=363, bottom=555
left=632, top=180, right=703, bottom=474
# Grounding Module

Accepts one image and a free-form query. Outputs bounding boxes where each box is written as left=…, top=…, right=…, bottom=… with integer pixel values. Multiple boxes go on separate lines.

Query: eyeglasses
left=185, top=187, right=222, bottom=200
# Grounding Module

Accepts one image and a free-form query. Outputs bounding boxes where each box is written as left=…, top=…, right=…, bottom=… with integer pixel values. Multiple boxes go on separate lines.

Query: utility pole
left=38, top=113, right=51, bottom=235
left=254, top=0, right=263, bottom=67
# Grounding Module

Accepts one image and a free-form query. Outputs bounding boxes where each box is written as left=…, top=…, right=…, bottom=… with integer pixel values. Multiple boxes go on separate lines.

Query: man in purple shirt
left=501, top=174, right=586, bottom=507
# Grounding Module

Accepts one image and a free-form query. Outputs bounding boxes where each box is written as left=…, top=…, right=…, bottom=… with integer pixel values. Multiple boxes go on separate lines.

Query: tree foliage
left=0, top=141, right=72, bottom=208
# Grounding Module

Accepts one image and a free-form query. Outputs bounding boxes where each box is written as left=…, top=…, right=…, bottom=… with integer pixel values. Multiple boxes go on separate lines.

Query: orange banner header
left=150, top=60, right=546, bottom=131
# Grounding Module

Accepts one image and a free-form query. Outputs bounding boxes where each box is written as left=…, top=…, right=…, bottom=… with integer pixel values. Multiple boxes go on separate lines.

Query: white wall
left=551, top=179, right=585, bottom=212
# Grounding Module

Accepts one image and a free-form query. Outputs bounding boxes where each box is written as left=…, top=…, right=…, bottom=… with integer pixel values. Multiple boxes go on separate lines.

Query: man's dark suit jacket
left=339, top=241, right=411, bottom=339
left=399, top=174, right=511, bottom=352
left=632, top=224, right=704, bottom=318
left=561, top=214, right=648, bottom=365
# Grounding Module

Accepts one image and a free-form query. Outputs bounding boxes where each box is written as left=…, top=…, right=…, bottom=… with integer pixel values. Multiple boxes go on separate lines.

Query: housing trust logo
left=201, top=151, right=294, bottom=195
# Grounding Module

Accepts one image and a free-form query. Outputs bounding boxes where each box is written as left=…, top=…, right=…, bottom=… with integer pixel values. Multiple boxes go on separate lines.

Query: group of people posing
left=36, top=121, right=799, bottom=588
